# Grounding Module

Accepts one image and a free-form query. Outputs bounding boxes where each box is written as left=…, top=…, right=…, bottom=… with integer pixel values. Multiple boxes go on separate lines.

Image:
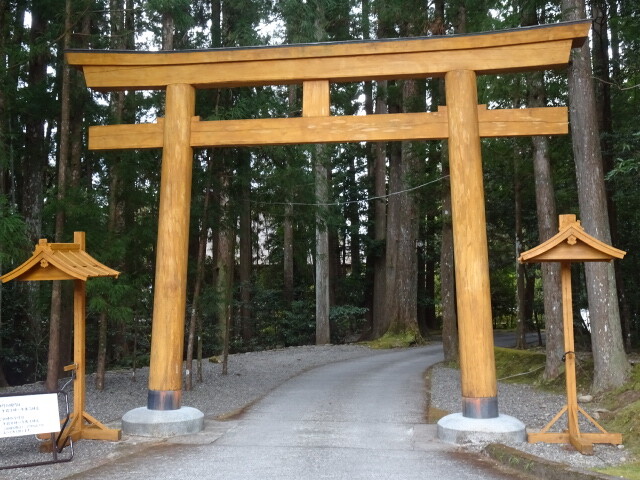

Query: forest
left=0, top=0, right=638, bottom=395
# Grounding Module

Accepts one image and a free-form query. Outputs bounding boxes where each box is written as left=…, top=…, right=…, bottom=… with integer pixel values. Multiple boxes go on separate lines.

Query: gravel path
left=1, top=345, right=384, bottom=479
left=1, top=345, right=632, bottom=479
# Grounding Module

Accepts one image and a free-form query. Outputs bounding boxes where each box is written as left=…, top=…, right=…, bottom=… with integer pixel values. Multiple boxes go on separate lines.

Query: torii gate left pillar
left=147, top=83, right=195, bottom=411
left=445, top=70, right=497, bottom=418
left=66, top=20, right=590, bottom=439
left=121, top=83, right=206, bottom=435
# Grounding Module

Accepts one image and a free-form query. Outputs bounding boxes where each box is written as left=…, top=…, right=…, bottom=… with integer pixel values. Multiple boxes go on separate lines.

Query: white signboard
left=0, top=394, right=60, bottom=438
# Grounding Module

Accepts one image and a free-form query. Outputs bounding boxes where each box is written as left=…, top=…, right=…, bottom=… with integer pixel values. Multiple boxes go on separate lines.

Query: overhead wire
left=249, top=174, right=449, bottom=207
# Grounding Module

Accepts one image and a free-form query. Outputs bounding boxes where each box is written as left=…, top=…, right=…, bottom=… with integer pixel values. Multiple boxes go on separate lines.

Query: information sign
left=0, top=394, right=60, bottom=438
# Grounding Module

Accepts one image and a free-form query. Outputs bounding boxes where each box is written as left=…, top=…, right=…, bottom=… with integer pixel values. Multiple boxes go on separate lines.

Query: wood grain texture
left=66, top=22, right=590, bottom=91
left=75, top=41, right=575, bottom=91
left=88, top=119, right=164, bottom=150
left=88, top=107, right=568, bottom=150
left=560, top=262, right=581, bottom=443
left=445, top=70, right=497, bottom=400
left=303, top=81, right=330, bottom=117
left=148, top=84, right=195, bottom=396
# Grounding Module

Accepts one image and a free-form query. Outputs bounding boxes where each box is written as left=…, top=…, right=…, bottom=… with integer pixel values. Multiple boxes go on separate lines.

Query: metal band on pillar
left=462, top=397, right=499, bottom=419
left=148, top=390, right=182, bottom=411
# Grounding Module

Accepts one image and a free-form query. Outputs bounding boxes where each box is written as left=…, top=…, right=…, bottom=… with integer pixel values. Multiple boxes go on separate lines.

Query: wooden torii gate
left=66, top=21, right=590, bottom=422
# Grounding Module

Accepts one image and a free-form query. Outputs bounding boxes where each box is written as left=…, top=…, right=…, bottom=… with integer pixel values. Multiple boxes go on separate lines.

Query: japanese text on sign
left=0, top=394, right=60, bottom=438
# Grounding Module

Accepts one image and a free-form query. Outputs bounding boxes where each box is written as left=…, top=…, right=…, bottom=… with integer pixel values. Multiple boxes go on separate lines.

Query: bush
left=330, top=305, right=368, bottom=344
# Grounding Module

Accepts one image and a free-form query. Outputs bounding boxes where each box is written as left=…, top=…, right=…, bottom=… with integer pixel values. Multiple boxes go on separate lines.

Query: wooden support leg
left=445, top=69, right=498, bottom=418
left=148, top=83, right=196, bottom=410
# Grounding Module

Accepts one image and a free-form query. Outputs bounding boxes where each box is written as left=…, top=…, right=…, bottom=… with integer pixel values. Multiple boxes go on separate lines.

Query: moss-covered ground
left=493, top=346, right=546, bottom=384
left=363, top=330, right=425, bottom=349
left=595, top=362, right=640, bottom=478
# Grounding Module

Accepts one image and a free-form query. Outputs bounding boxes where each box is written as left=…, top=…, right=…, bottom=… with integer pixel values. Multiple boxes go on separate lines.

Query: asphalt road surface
left=70, top=346, right=521, bottom=480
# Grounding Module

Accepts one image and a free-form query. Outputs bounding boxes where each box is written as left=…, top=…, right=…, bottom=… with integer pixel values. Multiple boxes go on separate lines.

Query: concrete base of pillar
left=122, top=406, right=204, bottom=437
left=437, top=413, right=526, bottom=445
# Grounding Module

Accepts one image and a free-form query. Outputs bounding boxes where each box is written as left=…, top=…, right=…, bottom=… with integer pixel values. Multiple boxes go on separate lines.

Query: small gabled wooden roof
left=519, top=214, right=626, bottom=263
left=0, top=235, right=119, bottom=283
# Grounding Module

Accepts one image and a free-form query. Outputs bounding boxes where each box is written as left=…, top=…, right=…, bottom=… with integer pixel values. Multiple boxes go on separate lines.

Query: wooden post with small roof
left=519, top=214, right=624, bottom=455
left=0, top=232, right=122, bottom=446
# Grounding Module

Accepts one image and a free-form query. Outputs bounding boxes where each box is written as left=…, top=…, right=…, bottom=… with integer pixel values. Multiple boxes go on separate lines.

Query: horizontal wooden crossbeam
left=66, top=21, right=590, bottom=91
left=88, top=106, right=568, bottom=150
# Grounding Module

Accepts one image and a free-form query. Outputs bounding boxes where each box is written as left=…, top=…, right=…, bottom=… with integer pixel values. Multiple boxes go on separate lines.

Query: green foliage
left=250, top=290, right=315, bottom=350
left=143, top=0, right=196, bottom=46
left=595, top=463, right=640, bottom=480
left=2, top=0, right=640, bottom=388
left=330, top=305, right=368, bottom=343
left=0, top=196, right=29, bottom=266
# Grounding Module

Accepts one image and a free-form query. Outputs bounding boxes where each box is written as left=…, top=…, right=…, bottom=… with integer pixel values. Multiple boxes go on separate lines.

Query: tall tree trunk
left=216, top=165, right=235, bottom=374
left=440, top=164, right=458, bottom=362
left=96, top=0, right=128, bottom=391
left=347, top=157, right=361, bottom=276
left=0, top=0, right=8, bottom=388
left=47, top=0, right=74, bottom=392
left=608, top=0, right=631, bottom=354
left=591, top=0, right=631, bottom=352
left=417, top=214, right=436, bottom=337
left=186, top=160, right=212, bottom=390
left=95, top=90, right=125, bottom=390
left=283, top=87, right=296, bottom=304
left=369, top=82, right=388, bottom=339
left=384, top=80, right=421, bottom=337
left=0, top=0, right=7, bottom=193
left=23, top=1, right=49, bottom=384
left=161, top=13, right=174, bottom=50
left=315, top=144, right=331, bottom=344
left=608, top=0, right=621, bottom=81
left=239, top=152, right=253, bottom=343
left=381, top=137, right=401, bottom=337
left=521, top=4, right=564, bottom=381
left=514, top=154, right=527, bottom=349
left=22, top=5, right=47, bottom=242
left=328, top=175, right=339, bottom=309
left=531, top=113, right=563, bottom=379
left=69, top=1, right=91, bottom=188
left=60, top=1, right=91, bottom=373
left=562, top=0, right=629, bottom=391
left=438, top=0, right=458, bottom=363
left=0, top=2, right=25, bottom=386
left=361, top=0, right=375, bottom=334
left=283, top=202, right=294, bottom=304
left=533, top=133, right=564, bottom=380
left=422, top=171, right=438, bottom=335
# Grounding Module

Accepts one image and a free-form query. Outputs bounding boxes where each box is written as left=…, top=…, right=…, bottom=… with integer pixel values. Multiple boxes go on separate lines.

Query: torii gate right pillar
left=445, top=70, right=498, bottom=418
left=437, top=69, right=526, bottom=443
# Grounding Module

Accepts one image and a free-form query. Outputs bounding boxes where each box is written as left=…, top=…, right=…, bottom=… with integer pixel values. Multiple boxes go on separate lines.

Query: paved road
left=494, top=330, right=543, bottom=348
left=71, top=346, right=519, bottom=480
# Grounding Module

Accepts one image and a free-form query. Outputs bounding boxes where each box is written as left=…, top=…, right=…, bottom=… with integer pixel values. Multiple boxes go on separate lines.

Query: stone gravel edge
left=424, top=363, right=621, bottom=480
left=483, top=444, right=622, bottom=480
